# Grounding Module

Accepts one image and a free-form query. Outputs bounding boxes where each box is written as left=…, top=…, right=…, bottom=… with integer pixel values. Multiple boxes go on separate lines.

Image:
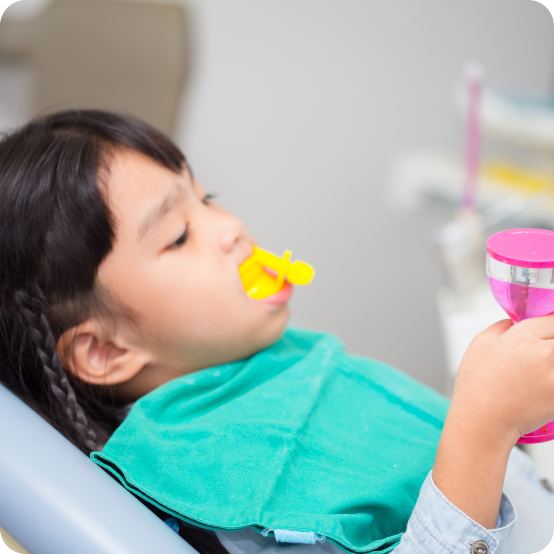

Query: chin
left=223, top=305, right=290, bottom=363
left=259, top=305, right=290, bottom=349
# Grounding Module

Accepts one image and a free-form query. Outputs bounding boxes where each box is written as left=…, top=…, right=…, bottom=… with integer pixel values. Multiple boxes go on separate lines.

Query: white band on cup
left=486, top=254, right=554, bottom=290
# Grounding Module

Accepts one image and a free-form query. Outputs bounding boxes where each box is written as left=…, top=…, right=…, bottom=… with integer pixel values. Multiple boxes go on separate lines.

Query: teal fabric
left=91, top=329, right=449, bottom=553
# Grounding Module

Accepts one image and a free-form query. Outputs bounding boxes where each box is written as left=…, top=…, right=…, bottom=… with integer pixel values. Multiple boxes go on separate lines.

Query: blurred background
left=0, top=0, right=552, bottom=397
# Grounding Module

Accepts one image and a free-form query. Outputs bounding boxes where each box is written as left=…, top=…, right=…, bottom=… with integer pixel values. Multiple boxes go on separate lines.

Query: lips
left=257, top=280, right=293, bottom=305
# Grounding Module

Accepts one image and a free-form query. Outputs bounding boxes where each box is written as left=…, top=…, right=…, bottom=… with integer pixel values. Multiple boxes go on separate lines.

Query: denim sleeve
left=393, top=471, right=516, bottom=554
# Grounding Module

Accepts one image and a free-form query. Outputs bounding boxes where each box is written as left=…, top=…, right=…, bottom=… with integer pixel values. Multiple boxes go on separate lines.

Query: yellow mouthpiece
left=239, top=246, right=315, bottom=299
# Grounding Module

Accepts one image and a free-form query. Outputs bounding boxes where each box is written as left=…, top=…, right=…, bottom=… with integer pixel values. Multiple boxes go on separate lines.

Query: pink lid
left=487, top=228, right=554, bottom=268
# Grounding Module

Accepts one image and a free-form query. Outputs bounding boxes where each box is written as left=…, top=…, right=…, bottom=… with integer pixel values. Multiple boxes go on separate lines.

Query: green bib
left=91, top=329, right=449, bottom=553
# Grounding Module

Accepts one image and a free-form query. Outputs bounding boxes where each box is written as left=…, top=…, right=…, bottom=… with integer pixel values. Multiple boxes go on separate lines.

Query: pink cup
left=487, top=228, right=554, bottom=444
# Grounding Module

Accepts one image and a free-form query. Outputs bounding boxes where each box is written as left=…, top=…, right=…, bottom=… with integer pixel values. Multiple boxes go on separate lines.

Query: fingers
left=474, top=314, right=554, bottom=346
left=516, top=313, right=554, bottom=340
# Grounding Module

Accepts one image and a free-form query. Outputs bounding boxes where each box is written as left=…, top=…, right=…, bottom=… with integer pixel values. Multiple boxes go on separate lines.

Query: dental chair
left=0, top=383, right=196, bottom=554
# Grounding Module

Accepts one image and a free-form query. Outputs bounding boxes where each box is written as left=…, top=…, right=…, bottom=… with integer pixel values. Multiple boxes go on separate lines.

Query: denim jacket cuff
left=403, top=471, right=516, bottom=554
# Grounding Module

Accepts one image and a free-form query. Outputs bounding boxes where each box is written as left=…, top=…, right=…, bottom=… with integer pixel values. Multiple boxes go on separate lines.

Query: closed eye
left=202, top=193, right=217, bottom=205
left=168, top=226, right=189, bottom=250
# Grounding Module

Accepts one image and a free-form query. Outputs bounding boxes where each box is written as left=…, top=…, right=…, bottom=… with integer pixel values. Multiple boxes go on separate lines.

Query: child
left=1, top=110, right=554, bottom=554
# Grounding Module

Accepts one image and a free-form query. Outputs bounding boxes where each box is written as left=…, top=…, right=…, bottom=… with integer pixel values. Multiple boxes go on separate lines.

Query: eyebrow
left=137, top=191, right=178, bottom=243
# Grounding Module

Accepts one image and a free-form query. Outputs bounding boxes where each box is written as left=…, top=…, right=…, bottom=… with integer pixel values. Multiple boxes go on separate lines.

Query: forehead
left=103, top=148, right=189, bottom=229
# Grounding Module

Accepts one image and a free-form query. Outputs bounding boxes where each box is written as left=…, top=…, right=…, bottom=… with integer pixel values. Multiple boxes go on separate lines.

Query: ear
left=56, top=319, right=151, bottom=386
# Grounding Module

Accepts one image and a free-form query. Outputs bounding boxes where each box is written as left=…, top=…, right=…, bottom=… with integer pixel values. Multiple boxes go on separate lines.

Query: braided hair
left=13, top=285, right=99, bottom=451
left=0, top=110, right=185, bottom=454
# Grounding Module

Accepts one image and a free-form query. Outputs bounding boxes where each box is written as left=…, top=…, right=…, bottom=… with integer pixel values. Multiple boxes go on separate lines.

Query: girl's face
left=88, top=148, right=290, bottom=398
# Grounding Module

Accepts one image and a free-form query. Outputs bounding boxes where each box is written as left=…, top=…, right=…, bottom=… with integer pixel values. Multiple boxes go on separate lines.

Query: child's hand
left=433, top=316, right=554, bottom=530
left=450, top=315, right=554, bottom=446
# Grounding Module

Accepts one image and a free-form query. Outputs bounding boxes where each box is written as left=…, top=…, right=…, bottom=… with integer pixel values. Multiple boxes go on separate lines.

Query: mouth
left=256, top=280, right=293, bottom=305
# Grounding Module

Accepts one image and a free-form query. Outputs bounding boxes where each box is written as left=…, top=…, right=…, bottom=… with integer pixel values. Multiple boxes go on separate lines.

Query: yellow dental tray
left=239, top=247, right=315, bottom=299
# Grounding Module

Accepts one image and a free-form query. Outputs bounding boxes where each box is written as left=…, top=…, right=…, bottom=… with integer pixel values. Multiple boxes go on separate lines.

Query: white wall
left=175, top=0, right=554, bottom=391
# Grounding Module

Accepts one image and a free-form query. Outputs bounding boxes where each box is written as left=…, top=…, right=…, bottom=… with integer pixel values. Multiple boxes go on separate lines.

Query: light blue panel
left=0, top=383, right=195, bottom=554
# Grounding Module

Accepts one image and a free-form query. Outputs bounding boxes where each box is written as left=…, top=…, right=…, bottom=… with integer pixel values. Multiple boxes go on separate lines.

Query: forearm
left=432, top=411, right=514, bottom=530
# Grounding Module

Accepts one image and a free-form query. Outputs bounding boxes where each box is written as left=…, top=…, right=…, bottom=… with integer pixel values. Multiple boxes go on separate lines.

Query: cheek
left=100, top=250, right=255, bottom=348
left=142, top=266, right=244, bottom=333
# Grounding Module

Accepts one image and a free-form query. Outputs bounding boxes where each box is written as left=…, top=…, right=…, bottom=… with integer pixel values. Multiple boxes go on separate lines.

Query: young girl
left=1, top=110, right=554, bottom=554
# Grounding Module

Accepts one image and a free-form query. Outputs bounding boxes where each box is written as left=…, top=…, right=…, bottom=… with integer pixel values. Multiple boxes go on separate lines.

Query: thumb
left=473, top=319, right=513, bottom=347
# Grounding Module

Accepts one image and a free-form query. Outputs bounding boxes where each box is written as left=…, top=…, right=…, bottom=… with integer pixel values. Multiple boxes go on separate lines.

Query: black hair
left=0, top=110, right=228, bottom=554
